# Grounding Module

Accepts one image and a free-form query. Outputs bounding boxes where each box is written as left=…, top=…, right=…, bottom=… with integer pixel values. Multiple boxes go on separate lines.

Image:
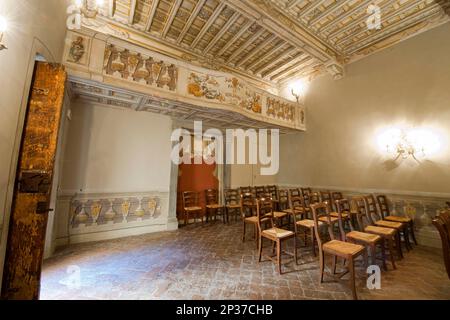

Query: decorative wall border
left=54, top=191, right=174, bottom=246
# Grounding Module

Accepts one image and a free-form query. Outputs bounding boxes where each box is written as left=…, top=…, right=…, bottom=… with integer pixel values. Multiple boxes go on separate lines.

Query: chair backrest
left=311, top=202, right=335, bottom=250
left=256, top=197, right=274, bottom=233
left=309, top=192, right=321, bottom=205
left=240, top=186, right=253, bottom=195
left=376, top=195, right=390, bottom=219
left=301, top=187, right=312, bottom=197
left=224, top=188, right=240, bottom=205
left=255, top=186, right=267, bottom=198
left=432, top=211, right=450, bottom=279
left=320, top=191, right=332, bottom=204
left=205, top=189, right=219, bottom=205
left=351, top=196, right=371, bottom=230
left=240, top=192, right=256, bottom=217
left=364, top=194, right=382, bottom=223
left=278, top=189, right=289, bottom=210
left=183, top=191, right=199, bottom=208
left=330, top=191, right=344, bottom=212
left=266, top=185, right=279, bottom=200
left=335, top=198, right=354, bottom=240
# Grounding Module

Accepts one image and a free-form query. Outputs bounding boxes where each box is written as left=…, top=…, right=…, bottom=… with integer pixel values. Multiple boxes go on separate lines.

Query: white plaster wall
left=278, top=23, right=450, bottom=195
left=59, top=102, right=173, bottom=193
left=53, top=101, right=174, bottom=245
left=0, top=0, right=71, bottom=288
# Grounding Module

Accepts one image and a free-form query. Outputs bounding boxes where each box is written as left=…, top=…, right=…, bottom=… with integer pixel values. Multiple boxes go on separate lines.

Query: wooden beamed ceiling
left=96, top=0, right=450, bottom=85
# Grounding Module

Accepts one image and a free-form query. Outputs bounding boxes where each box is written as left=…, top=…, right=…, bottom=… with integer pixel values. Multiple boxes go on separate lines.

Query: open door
left=1, top=62, right=66, bottom=300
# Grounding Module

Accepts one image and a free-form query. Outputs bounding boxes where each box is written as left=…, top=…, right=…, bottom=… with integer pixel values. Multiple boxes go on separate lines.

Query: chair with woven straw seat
left=256, top=197, right=297, bottom=274
left=273, top=189, right=289, bottom=227
left=377, top=194, right=417, bottom=246
left=224, top=188, right=241, bottom=223
left=205, top=189, right=225, bottom=223
left=182, top=191, right=203, bottom=225
left=288, top=190, right=320, bottom=256
left=365, top=195, right=409, bottom=255
left=352, top=197, right=398, bottom=269
left=432, top=210, right=450, bottom=279
left=241, top=192, right=259, bottom=247
left=336, top=199, right=387, bottom=270
left=266, top=185, right=279, bottom=210
left=311, top=202, right=366, bottom=300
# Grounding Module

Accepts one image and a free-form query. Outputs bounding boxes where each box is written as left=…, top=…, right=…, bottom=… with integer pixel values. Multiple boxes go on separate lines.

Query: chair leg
left=242, top=221, right=246, bottom=242
left=380, top=239, right=387, bottom=271
left=255, top=225, right=259, bottom=249
left=319, top=251, right=325, bottom=284
left=370, top=243, right=376, bottom=267
left=387, top=237, right=397, bottom=270
left=184, top=212, right=188, bottom=226
left=277, top=240, right=282, bottom=275
left=403, top=227, right=411, bottom=251
left=363, top=247, right=369, bottom=270
left=349, top=257, right=357, bottom=300
left=410, top=221, right=418, bottom=245
left=396, top=232, right=403, bottom=259
left=258, top=236, right=263, bottom=262
left=310, top=228, right=316, bottom=256
left=331, top=256, right=337, bottom=275
left=293, top=236, right=298, bottom=265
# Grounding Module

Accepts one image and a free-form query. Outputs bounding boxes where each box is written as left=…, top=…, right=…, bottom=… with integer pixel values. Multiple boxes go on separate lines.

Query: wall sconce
left=288, top=78, right=309, bottom=103
left=377, top=127, right=441, bottom=162
left=0, top=16, right=7, bottom=51
left=75, top=0, right=105, bottom=19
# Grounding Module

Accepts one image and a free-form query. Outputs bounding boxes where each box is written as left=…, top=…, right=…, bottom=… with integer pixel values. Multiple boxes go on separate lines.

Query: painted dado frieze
left=63, top=30, right=306, bottom=132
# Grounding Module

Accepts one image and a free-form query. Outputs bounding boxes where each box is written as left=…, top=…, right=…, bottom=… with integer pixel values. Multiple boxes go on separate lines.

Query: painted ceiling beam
left=262, top=53, right=309, bottom=78
left=203, top=12, right=240, bottom=54
left=308, top=0, right=349, bottom=26
left=235, top=34, right=277, bottom=68
left=177, top=0, right=207, bottom=43
left=129, top=0, right=137, bottom=24
left=244, top=41, right=286, bottom=70
left=226, top=28, right=265, bottom=63
left=215, top=20, right=254, bottom=56
left=191, top=2, right=226, bottom=48
left=162, top=0, right=183, bottom=37
left=252, top=47, right=297, bottom=75
left=145, top=0, right=160, bottom=31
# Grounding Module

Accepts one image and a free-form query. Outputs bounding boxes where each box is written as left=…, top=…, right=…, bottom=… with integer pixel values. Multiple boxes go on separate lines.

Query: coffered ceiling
left=89, top=0, right=449, bottom=85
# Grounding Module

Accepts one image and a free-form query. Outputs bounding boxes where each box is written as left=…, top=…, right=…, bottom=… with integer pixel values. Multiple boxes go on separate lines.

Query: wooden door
left=1, top=62, right=66, bottom=300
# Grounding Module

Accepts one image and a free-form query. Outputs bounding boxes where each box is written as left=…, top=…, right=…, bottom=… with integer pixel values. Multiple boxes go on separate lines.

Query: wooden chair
left=241, top=192, right=258, bottom=247
left=182, top=191, right=203, bottom=225
left=336, top=199, right=387, bottom=270
left=266, top=185, right=279, bottom=209
left=320, top=191, right=332, bottom=205
left=377, top=194, right=418, bottom=246
left=273, top=189, right=289, bottom=227
left=224, top=188, right=241, bottom=223
left=255, top=186, right=267, bottom=198
left=352, top=197, right=398, bottom=269
left=289, top=190, right=320, bottom=256
left=331, top=192, right=344, bottom=211
left=311, top=202, right=365, bottom=300
left=205, top=189, right=225, bottom=223
left=309, top=192, right=321, bottom=206
left=300, top=187, right=312, bottom=197
left=257, top=197, right=297, bottom=274
left=432, top=211, right=450, bottom=279
left=365, top=195, right=408, bottom=255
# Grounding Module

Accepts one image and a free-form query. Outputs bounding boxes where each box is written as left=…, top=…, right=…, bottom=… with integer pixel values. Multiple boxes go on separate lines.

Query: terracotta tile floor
left=41, top=221, right=450, bottom=300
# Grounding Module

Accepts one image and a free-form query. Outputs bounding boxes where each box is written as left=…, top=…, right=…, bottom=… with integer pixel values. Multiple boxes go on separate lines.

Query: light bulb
left=95, top=0, right=105, bottom=7
left=0, top=16, right=7, bottom=33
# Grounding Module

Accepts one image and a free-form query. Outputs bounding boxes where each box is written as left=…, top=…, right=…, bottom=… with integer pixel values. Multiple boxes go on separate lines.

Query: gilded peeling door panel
left=1, top=62, right=66, bottom=300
